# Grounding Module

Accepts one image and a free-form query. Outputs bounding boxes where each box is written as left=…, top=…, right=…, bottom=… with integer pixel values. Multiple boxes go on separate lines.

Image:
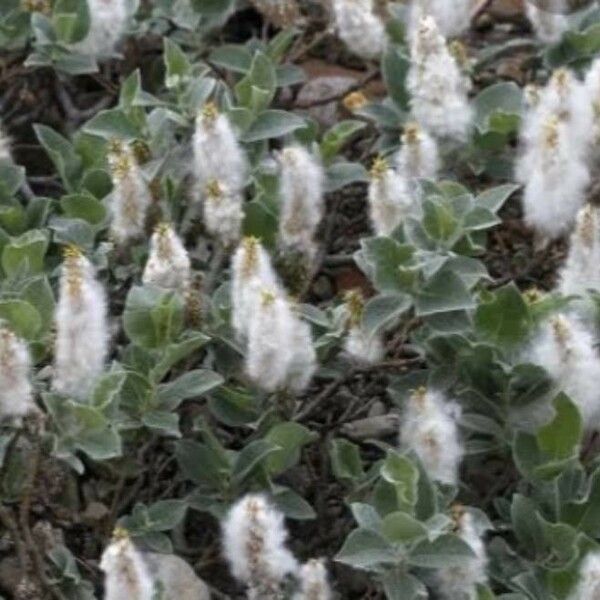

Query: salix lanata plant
left=231, top=237, right=283, bottom=339
left=142, top=223, right=191, bottom=294
left=193, top=102, right=248, bottom=194
left=395, top=121, right=440, bottom=184
left=293, top=559, right=332, bottom=600
left=399, top=387, right=463, bottom=485
left=73, top=0, right=129, bottom=57
left=559, top=204, right=600, bottom=303
left=407, top=15, right=473, bottom=141
left=435, top=510, right=488, bottom=599
left=100, top=528, right=155, bottom=600
left=331, top=0, right=386, bottom=60
left=246, top=289, right=316, bottom=393
left=108, top=140, right=152, bottom=245
left=568, top=551, right=600, bottom=599
left=517, top=115, right=589, bottom=240
left=277, top=145, right=325, bottom=262
left=203, top=179, right=244, bottom=248
left=0, top=327, right=35, bottom=420
left=407, top=0, right=472, bottom=40
left=525, top=2, right=571, bottom=44
left=527, top=313, right=600, bottom=427
left=222, top=494, right=298, bottom=600
left=52, top=246, right=108, bottom=400
left=343, top=290, right=384, bottom=364
left=368, top=156, right=413, bottom=237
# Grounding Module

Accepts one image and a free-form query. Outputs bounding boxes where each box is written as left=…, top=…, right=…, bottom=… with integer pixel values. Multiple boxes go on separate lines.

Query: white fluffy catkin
left=193, top=102, right=248, bottom=193
left=527, top=313, right=600, bottom=427
left=231, top=237, right=283, bottom=339
left=584, top=57, right=600, bottom=147
left=526, top=3, right=571, bottom=44
left=559, top=204, right=600, bottom=299
left=331, top=0, right=386, bottom=60
left=399, top=387, right=463, bottom=485
left=569, top=552, right=600, bottom=600
left=407, top=15, right=473, bottom=141
left=343, top=291, right=384, bottom=364
left=278, top=145, right=325, bottom=260
left=0, top=328, right=35, bottom=419
left=108, top=141, right=152, bottom=245
left=100, top=529, right=155, bottom=600
left=368, top=156, right=413, bottom=237
left=142, top=223, right=191, bottom=294
left=518, top=115, right=590, bottom=240
left=53, top=247, right=108, bottom=400
left=222, top=494, right=298, bottom=600
left=435, top=511, right=488, bottom=600
left=293, top=559, right=332, bottom=600
left=245, top=289, right=316, bottom=393
left=73, top=0, right=128, bottom=57
left=408, top=0, right=473, bottom=40
left=395, top=122, right=440, bottom=183
left=0, top=124, right=10, bottom=161
left=203, top=179, right=244, bottom=247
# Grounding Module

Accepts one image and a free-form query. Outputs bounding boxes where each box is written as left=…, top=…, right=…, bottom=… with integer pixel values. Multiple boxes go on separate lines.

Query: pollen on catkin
left=407, top=0, right=473, bottom=40
left=100, top=528, right=155, bottom=600
left=526, top=313, right=600, bottom=428
left=203, top=179, right=244, bottom=247
left=368, top=156, right=413, bottom=237
left=108, top=140, right=152, bottom=245
left=0, top=327, right=35, bottom=420
left=53, top=246, right=108, bottom=400
left=73, top=0, right=128, bottom=57
left=245, top=289, right=316, bottom=393
left=193, top=102, right=248, bottom=193
left=231, top=237, right=283, bottom=339
left=293, top=559, right=332, bottom=600
left=435, top=511, right=488, bottom=600
left=407, top=15, right=473, bottom=141
left=518, top=114, right=590, bottom=240
left=559, top=204, right=600, bottom=301
left=568, top=552, right=600, bottom=599
left=525, top=3, right=571, bottom=44
left=142, top=223, right=191, bottom=294
left=399, top=387, right=463, bottom=485
left=331, top=0, right=386, bottom=60
left=395, top=122, right=440, bottom=183
left=278, top=145, right=325, bottom=260
left=343, top=290, right=384, bottom=364
left=222, top=494, right=298, bottom=600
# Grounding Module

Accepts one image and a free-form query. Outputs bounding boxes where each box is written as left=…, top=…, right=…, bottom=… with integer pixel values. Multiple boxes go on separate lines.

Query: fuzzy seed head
left=278, top=146, right=324, bottom=261
left=396, top=121, right=440, bottom=182
left=101, top=529, right=155, bottom=600
left=222, top=494, right=297, bottom=598
left=53, top=250, right=108, bottom=400
left=399, top=387, right=463, bottom=485
left=293, top=559, right=332, bottom=600
left=526, top=313, right=600, bottom=427
left=407, top=15, right=473, bottom=141
left=0, top=327, right=35, bottom=420
left=331, top=0, right=386, bottom=60
left=72, top=0, right=128, bottom=57
left=142, top=223, right=191, bottom=293
left=203, top=179, right=244, bottom=247
left=569, top=551, right=600, bottom=599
